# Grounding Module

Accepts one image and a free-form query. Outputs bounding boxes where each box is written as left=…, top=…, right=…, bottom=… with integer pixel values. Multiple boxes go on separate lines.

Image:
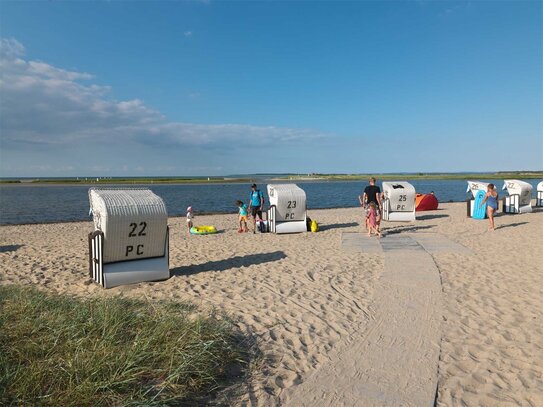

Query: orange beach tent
left=415, top=193, right=439, bottom=211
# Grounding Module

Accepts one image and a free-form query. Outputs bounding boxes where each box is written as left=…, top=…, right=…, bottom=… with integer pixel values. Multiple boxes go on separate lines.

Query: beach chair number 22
left=285, top=201, right=297, bottom=219
left=126, top=222, right=147, bottom=257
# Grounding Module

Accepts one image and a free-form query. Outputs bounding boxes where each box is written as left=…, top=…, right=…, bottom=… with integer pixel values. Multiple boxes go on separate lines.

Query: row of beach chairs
left=88, top=180, right=542, bottom=288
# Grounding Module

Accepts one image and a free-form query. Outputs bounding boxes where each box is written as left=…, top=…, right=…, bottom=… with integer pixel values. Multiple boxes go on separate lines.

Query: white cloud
left=0, top=38, right=327, bottom=153
left=184, top=31, right=193, bottom=37
left=0, top=38, right=25, bottom=59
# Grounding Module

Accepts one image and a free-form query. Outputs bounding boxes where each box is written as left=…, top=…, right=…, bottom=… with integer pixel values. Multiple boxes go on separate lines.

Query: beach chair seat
left=536, top=181, right=543, bottom=207
left=381, top=181, right=416, bottom=222
left=88, top=188, right=169, bottom=288
left=466, top=181, right=491, bottom=218
left=267, top=184, right=307, bottom=233
left=502, top=180, right=533, bottom=214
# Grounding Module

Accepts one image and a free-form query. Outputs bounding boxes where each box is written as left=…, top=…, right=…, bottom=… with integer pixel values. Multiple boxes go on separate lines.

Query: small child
left=236, top=200, right=249, bottom=233
left=366, top=202, right=381, bottom=237
left=186, top=206, right=193, bottom=233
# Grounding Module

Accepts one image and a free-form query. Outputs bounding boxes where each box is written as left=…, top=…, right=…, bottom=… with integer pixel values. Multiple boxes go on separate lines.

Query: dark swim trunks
left=251, top=206, right=262, bottom=218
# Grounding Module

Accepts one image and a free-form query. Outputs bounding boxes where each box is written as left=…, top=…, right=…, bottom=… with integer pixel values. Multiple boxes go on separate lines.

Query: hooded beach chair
left=88, top=188, right=169, bottom=288
left=381, top=181, right=416, bottom=221
left=465, top=181, right=491, bottom=217
left=266, top=184, right=308, bottom=233
left=536, top=181, right=543, bottom=207
left=502, top=180, right=533, bottom=214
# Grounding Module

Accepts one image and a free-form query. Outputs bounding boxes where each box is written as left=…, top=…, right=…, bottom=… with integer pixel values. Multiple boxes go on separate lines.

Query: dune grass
left=0, top=285, right=248, bottom=406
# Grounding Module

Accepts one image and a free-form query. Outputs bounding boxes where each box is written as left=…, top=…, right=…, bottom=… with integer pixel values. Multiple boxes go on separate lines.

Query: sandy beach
left=1, top=202, right=542, bottom=406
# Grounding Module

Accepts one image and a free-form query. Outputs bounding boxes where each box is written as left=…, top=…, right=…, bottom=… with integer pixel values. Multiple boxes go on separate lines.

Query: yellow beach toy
left=190, top=225, right=218, bottom=235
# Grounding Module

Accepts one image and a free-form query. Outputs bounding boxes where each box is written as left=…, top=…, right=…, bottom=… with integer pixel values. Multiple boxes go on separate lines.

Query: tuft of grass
left=0, top=285, right=247, bottom=406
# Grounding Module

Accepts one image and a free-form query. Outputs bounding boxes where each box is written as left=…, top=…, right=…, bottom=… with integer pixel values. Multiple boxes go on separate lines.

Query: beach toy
left=536, top=181, right=543, bottom=207
left=502, top=179, right=533, bottom=214
left=310, top=220, right=319, bottom=232
left=472, top=190, right=487, bottom=219
left=88, top=188, right=169, bottom=289
left=267, top=184, right=308, bottom=234
left=415, top=193, right=439, bottom=211
left=190, top=225, right=217, bottom=235
left=381, top=181, right=416, bottom=221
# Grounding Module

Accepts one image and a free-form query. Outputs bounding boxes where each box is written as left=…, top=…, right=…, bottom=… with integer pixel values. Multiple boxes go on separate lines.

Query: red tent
left=415, top=193, right=439, bottom=211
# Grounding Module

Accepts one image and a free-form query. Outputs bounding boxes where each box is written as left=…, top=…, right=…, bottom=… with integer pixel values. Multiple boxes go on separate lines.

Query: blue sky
left=0, top=1, right=541, bottom=177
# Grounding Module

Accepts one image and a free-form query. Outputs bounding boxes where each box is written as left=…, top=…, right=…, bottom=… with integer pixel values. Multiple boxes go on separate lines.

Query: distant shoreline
left=1, top=172, right=542, bottom=185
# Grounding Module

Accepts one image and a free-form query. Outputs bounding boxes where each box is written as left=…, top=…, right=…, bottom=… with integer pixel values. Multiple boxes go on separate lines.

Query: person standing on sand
left=366, top=202, right=382, bottom=237
left=236, top=200, right=249, bottom=233
left=186, top=206, right=193, bottom=234
left=248, top=183, right=265, bottom=234
left=480, top=183, right=499, bottom=230
left=359, top=177, right=382, bottom=231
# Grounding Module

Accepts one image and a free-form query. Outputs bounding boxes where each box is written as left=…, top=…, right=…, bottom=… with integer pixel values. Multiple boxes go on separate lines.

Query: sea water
left=0, top=179, right=539, bottom=225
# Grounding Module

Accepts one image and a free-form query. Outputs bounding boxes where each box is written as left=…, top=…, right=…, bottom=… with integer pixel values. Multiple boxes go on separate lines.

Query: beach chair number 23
left=285, top=201, right=297, bottom=219
left=126, top=222, right=147, bottom=256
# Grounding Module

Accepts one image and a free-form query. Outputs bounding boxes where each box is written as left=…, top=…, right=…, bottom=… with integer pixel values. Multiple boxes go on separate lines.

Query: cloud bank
left=0, top=38, right=328, bottom=175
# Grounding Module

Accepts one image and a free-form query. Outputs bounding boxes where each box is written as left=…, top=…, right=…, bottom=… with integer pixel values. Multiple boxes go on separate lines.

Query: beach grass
left=0, top=285, right=248, bottom=406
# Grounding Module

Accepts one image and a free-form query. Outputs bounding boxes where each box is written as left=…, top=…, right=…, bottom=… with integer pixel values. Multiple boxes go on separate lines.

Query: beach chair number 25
left=128, top=222, right=147, bottom=237
left=287, top=201, right=297, bottom=208
left=399, top=195, right=407, bottom=202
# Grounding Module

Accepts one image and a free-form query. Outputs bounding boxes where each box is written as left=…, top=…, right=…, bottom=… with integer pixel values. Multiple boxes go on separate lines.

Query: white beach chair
left=536, top=181, right=543, bottom=207
left=502, top=180, right=533, bottom=214
left=88, top=188, right=169, bottom=288
left=267, top=184, right=307, bottom=233
left=465, top=181, right=491, bottom=217
left=381, top=182, right=416, bottom=222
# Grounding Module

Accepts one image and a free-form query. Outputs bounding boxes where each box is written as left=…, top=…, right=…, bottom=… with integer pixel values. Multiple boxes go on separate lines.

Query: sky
left=0, top=0, right=541, bottom=177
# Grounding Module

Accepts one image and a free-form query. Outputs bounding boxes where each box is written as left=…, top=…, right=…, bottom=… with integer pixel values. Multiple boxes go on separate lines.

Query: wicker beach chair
left=267, top=184, right=308, bottom=234
left=381, top=181, right=416, bottom=222
left=88, top=188, right=169, bottom=288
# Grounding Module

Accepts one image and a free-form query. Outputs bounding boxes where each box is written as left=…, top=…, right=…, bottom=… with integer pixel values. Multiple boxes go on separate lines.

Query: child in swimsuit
left=236, top=200, right=249, bottom=233
left=186, top=206, right=193, bottom=234
left=366, top=202, right=381, bottom=237
left=481, top=183, right=499, bottom=230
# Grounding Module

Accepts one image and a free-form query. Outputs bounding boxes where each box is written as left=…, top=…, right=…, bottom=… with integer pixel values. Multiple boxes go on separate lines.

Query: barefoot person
left=359, top=177, right=382, bottom=232
left=248, top=184, right=265, bottom=234
left=366, top=202, right=382, bottom=237
left=236, top=200, right=249, bottom=233
left=186, top=206, right=193, bottom=234
left=480, top=183, right=499, bottom=230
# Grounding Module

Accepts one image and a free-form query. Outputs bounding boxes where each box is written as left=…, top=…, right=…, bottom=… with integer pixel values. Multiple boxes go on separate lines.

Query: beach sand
left=1, top=203, right=541, bottom=406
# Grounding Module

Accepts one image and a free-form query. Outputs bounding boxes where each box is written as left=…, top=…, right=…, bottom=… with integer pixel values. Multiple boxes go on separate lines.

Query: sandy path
left=283, top=234, right=444, bottom=406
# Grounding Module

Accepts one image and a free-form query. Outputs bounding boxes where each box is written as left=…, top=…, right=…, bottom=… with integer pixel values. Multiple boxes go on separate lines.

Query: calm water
left=0, top=179, right=540, bottom=225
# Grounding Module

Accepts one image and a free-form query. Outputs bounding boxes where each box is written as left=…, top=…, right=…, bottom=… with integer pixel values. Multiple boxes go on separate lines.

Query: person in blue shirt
left=248, top=183, right=265, bottom=233
left=236, top=200, right=249, bottom=233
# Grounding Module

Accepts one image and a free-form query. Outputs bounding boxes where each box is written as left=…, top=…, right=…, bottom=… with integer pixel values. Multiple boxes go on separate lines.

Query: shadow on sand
left=416, top=214, right=450, bottom=221
left=383, top=225, right=435, bottom=235
left=497, top=222, right=529, bottom=230
left=319, top=222, right=359, bottom=231
left=171, top=250, right=287, bottom=277
left=0, top=245, right=23, bottom=253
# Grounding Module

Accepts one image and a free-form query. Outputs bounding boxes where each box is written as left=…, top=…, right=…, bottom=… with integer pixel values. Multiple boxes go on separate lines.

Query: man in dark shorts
left=359, top=177, right=382, bottom=231
left=249, top=183, right=265, bottom=233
